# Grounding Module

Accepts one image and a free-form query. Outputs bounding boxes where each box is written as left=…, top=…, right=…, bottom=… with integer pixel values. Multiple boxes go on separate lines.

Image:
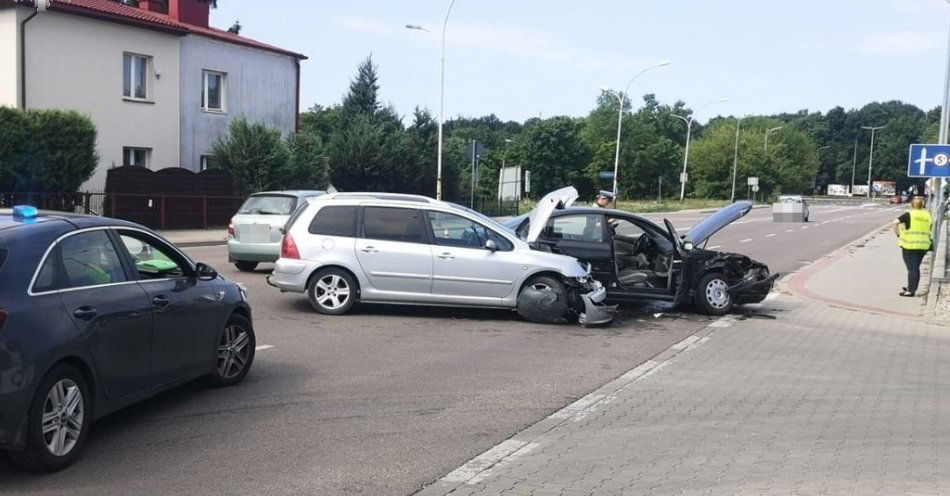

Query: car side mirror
left=195, top=262, right=218, bottom=281
left=485, top=239, right=498, bottom=252
left=683, top=242, right=694, bottom=251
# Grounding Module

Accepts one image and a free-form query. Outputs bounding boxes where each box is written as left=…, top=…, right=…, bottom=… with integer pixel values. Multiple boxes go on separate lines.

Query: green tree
left=0, top=107, right=97, bottom=193
left=511, top=116, right=592, bottom=198
left=327, top=114, right=414, bottom=192
left=341, top=55, right=381, bottom=117
left=210, top=117, right=291, bottom=195
left=285, top=132, right=329, bottom=190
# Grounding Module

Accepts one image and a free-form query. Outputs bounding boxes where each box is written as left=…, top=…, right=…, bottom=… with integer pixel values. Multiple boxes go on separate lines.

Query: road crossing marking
left=786, top=229, right=795, bottom=233
left=740, top=238, right=753, bottom=243
left=766, top=234, right=776, bottom=238
left=256, top=345, right=274, bottom=351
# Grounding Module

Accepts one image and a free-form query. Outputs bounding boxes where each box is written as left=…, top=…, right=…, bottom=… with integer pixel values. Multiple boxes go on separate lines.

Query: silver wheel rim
left=705, top=279, right=730, bottom=309
left=42, top=378, right=84, bottom=457
left=217, top=325, right=251, bottom=379
left=315, top=274, right=350, bottom=310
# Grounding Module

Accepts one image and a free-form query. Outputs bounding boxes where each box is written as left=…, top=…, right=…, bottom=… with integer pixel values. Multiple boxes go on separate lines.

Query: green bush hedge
left=0, top=106, right=98, bottom=192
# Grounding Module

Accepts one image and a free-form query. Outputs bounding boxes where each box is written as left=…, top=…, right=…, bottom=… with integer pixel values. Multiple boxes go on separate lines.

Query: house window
left=202, top=71, right=226, bottom=112
left=123, top=53, right=150, bottom=100
left=123, top=147, right=151, bottom=167
left=200, top=155, right=214, bottom=171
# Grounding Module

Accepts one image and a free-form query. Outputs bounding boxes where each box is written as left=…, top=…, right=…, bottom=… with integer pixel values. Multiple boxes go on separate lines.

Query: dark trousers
left=902, top=249, right=927, bottom=293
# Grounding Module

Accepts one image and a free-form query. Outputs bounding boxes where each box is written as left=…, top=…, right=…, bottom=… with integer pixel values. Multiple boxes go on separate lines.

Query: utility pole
left=658, top=176, right=663, bottom=202
left=850, top=138, right=858, bottom=195
left=731, top=116, right=744, bottom=203
left=862, top=125, right=886, bottom=199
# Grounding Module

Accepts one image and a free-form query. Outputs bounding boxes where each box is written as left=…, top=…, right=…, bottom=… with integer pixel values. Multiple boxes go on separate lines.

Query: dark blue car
left=0, top=207, right=254, bottom=471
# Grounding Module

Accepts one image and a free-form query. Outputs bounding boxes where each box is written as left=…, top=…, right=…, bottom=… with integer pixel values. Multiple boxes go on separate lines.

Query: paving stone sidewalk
left=420, top=296, right=950, bottom=495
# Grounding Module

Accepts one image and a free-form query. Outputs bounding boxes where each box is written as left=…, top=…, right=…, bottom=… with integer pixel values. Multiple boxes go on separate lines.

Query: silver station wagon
left=228, top=190, right=326, bottom=271
left=266, top=192, right=615, bottom=325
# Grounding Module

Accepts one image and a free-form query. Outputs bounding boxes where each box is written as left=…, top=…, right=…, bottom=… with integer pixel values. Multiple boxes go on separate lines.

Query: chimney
left=169, top=0, right=210, bottom=28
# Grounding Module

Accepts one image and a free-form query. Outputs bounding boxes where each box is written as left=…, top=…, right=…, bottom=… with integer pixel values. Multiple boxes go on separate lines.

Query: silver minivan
left=228, top=191, right=326, bottom=271
left=266, top=191, right=615, bottom=325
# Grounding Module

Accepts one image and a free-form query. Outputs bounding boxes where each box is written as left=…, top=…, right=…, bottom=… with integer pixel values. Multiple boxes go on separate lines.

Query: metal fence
left=0, top=191, right=246, bottom=230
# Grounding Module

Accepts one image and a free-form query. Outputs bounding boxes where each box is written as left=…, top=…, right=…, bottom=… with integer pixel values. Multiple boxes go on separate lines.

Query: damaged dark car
left=506, top=188, right=779, bottom=315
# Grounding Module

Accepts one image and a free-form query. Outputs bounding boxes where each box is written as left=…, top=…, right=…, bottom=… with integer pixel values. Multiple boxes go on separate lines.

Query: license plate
left=240, top=224, right=271, bottom=243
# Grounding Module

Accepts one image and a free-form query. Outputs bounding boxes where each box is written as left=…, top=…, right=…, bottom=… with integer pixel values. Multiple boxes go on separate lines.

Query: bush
left=0, top=107, right=98, bottom=192
left=285, top=132, right=329, bottom=190
left=210, top=117, right=291, bottom=195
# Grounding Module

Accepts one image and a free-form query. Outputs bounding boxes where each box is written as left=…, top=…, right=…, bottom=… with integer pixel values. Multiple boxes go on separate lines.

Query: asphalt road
left=0, top=202, right=903, bottom=495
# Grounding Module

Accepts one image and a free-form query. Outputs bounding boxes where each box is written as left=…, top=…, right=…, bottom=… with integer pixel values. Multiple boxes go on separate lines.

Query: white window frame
left=200, top=155, right=214, bottom=171
left=202, top=70, right=227, bottom=112
left=123, top=147, right=152, bottom=167
left=123, top=53, right=151, bottom=101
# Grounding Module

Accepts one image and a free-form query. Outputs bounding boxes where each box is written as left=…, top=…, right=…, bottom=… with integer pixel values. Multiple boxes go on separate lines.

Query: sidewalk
left=158, top=228, right=228, bottom=247
left=418, top=234, right=950, bottom=496
left=787, top=226, right=929, bottom=319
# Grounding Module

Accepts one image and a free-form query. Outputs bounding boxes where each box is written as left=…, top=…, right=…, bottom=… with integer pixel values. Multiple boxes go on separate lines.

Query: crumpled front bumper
left=578, top=281, right=617, bottom=326
left=729, top=271, right=780, bottom=304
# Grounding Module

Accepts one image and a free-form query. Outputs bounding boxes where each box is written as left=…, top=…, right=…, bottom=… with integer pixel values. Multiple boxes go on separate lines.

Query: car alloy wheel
left=705, top=278, right=731, bottom=310
left=315, top=274, right=350, bottom=310
left=217, top=324, right=252, bottom=380
left=41, top=379, right=84, bottom=458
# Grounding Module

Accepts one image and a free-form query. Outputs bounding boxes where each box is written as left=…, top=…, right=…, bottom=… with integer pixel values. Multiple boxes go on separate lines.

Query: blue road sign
left=599, top=171, right=614, bottom=179
left=908, top=144, right=950, bottom=177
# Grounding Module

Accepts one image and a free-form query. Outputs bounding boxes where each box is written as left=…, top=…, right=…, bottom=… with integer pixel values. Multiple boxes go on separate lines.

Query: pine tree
left=341, top=55, right=380, bottom=116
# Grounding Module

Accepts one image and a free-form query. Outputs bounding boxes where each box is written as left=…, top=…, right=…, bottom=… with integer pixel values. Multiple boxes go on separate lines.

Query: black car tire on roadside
left=8, top=363, right=91, bottom=472
left=694, top=272, right=734, bottom=316
left=204, top=314, right=256, bottom=388
left=234, top=261, right=258, bottom=272
left=307, top=268, right=358, bottom=315
left=516, top=275, right=569, bottom=324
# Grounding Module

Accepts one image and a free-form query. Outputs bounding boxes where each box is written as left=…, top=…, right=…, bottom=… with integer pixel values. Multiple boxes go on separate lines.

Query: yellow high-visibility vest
left=899, top=209, right=932, bottom=250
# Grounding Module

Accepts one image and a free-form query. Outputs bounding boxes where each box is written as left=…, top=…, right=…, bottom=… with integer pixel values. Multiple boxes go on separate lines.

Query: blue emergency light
left=12, top=205, right=38, bottom=221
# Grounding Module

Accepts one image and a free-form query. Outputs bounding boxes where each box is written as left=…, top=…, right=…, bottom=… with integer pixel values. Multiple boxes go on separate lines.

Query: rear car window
left=309, top=206, right=358, bottom=237
left=238, top=195, right=297, bottom=215
left=362, top=207, right=427, bottom=244
left=59, top=231, right=127, bottom=289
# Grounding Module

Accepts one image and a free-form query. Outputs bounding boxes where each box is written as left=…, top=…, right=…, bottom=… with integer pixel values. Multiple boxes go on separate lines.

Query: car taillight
left=0, top=309, right=7, bottom=332
left=281, top=233, right=300, bottom=259
left=228, top=219, right=235, bottom=238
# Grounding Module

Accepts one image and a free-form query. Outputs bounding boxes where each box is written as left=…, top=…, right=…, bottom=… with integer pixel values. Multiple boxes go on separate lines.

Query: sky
left=210, top=0, right=950, bottom=124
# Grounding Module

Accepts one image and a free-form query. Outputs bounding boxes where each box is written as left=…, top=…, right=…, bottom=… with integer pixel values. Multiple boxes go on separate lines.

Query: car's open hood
left=683, top=201, right=753, bottom=246
left=525, top=187, right=579, bottom=242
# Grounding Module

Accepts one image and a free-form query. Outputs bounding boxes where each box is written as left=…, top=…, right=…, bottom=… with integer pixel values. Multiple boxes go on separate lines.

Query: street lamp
left=862, top=125, right=886, bottom=199
left=814, top=145, right=831, bottom=194
left=764, top=126, right=784, bottom=154
left=731, top=114, right=752, bottom=202
left=672, top=97, right=730, bottom=202
left=599, top=60, right=671, bottom=196
left=406, top=0, right=458, bottom=200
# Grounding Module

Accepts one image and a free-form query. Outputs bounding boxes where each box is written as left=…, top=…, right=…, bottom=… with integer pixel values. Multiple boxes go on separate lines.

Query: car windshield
left=238, top=195, right=297, bottom=215
left=446, top=203, right=515, bottom=234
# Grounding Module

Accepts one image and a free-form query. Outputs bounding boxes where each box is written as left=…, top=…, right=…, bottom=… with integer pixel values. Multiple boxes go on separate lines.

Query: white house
left=0, top=0, right=306, bottom=191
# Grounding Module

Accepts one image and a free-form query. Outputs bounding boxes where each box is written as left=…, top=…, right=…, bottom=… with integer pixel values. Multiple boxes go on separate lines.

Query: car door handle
left=360, top=246, right=379, bottom=253
left=151, top=295, right=170, bottom=309
left=438, top=252, right=455, bottom=259
left=73, top=306, right=98, bottom=321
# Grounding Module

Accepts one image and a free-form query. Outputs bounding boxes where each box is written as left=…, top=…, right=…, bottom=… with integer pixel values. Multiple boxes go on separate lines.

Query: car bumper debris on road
left=578, top=283, right=617, bottom=326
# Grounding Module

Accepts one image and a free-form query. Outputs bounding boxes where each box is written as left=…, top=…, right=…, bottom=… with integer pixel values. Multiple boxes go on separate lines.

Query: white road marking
left=255, top=345, right=274, bottom=351
left=708, top=245, right=721, bottom=250
left=765, top=292, right=781, bottom=301
left=766, top=233, right=776, bottom=238
left=801, top=226, right=809, bottom=229
left=740, top=238, right=753, bottom=243
left=786, top=229, right=795, bottom=233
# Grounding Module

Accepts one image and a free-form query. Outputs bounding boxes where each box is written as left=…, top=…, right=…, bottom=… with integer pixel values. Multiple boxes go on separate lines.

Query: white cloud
left=858, top=32, right=940, bottom=56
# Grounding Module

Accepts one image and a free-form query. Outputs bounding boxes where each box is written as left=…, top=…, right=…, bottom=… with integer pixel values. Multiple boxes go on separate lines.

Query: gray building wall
left=179, top=35, right=298, bottom=171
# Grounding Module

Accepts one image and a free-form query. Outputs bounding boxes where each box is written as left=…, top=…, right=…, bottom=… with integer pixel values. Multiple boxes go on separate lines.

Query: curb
left=415, top=314, right=734, bottom=495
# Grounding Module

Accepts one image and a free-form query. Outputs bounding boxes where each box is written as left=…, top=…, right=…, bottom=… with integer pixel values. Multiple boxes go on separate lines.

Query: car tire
left=204, top=314, right=256, bottom=388
left=234, top=261, right=258, bottom=272
left=516, top=275, right=570, bottom=324
left=694, top=272, right=734, bottom=316
left=307, top=268, right=357, bottom=315
left=8, top=363, right=91, bottom=472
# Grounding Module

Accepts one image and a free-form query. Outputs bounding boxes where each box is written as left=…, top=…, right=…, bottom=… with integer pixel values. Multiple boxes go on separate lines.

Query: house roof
left=2, top=0, right=306, bottom=59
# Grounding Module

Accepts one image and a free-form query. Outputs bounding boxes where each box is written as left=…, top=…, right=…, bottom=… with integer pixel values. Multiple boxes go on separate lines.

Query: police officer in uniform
left=892, top=196, right=932, bottom=297
left=593, top=190, right=615, bottom=209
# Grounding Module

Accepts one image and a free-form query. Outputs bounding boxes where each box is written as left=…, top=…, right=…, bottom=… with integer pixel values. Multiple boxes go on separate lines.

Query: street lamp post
left=673, top=97, right=730, bottom=202
left=731, top=114, right=752, bottom=203
left=600, top=60, right=671, bottom=196
left=850, top=138, right=858, bottom=194
left=406, top=0, right=458, bottom=200
left=815, top=145, right=831, bottom=194
left=764, top=126, right=784, bottom=154
left=862, top=125, right=886, bottom=199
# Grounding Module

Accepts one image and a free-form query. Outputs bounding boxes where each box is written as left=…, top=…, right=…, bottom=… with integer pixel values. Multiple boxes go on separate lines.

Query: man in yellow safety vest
left=892, top=196, right=932, bottom=297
